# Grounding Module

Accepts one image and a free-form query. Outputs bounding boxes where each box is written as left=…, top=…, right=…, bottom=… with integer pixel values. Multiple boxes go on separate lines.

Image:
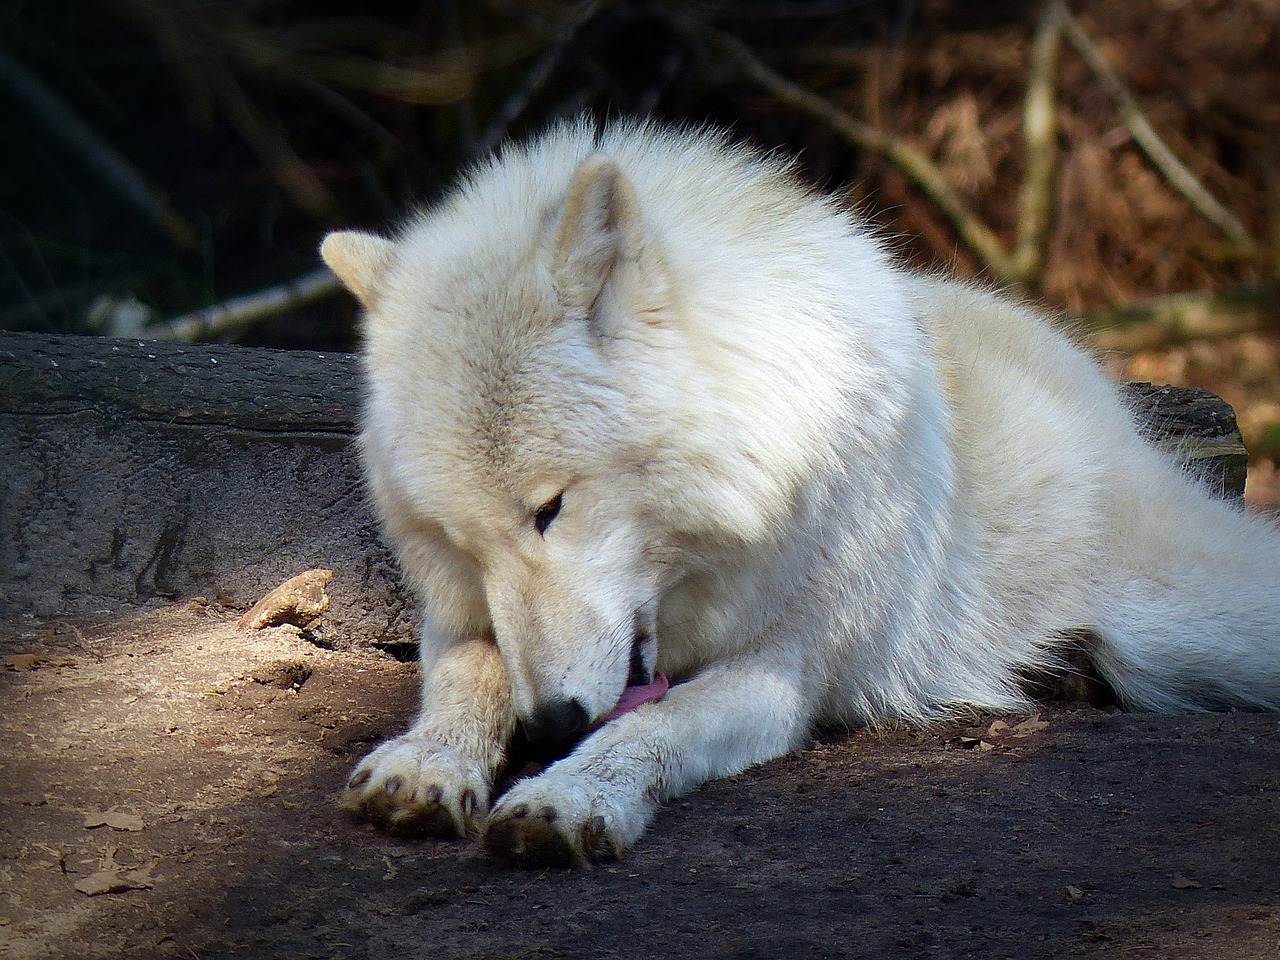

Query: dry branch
left=1009, top=2, right=1064, bottom=286
left=111, top=0, right=479, bottom=106
left=1086, top=285, right=1278, bottom=353
left=148, top=268, right=341, bottom=342
left=475, top=0, right=614, bottom=157
left=0, top=47, right=199, bottom=252
left=205, top=64, right=339, bottom=222
left=706, top=28, right=1016, bottom=282
left=1056, top=2, right=1257, bottom=256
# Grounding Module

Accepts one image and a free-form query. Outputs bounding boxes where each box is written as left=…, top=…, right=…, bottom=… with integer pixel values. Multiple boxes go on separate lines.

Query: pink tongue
left=605, top=672, right=669, bottom=721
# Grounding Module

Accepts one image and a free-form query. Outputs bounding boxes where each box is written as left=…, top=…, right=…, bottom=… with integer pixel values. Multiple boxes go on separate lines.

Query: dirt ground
left=2, top=601, right=1279, bottom=960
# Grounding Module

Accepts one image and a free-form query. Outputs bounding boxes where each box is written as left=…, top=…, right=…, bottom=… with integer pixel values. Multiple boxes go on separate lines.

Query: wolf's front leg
left=343, top=638, right=515, bottom=838
left=484, top=653, right=812, bottom=866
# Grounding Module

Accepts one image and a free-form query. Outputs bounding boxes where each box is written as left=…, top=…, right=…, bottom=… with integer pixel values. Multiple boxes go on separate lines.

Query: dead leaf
left=1013, top=715, right=1050, bottom=736
left=4, top=653, right=46, bottom=671
left=74, top=857, right=157, bottom=896
left=1172, top=873, right=1203, bottom=890
left=75, top=870, right=130, bottom=896
left=84, top=809, right=144, bottom=832
left=1064, top=884, right=1086, bottom=902
left=987, top=719, right=1012, bottom=737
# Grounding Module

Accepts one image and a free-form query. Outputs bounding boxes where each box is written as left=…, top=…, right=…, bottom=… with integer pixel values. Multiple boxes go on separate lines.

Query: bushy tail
left=1092, top=443, right=1280, bottom=711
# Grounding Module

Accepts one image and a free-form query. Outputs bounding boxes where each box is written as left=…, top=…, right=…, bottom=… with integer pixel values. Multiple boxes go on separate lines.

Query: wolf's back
left=348, top=118, right=1280, bottom=719
left=913, top=277, right=1280, bottom=712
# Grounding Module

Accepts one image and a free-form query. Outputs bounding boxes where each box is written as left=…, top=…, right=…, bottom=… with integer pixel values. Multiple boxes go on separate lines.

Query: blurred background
left=1, top=0, right=1277, bottom=502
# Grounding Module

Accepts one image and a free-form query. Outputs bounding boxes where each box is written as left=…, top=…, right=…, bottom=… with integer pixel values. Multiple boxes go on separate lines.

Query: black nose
left=520, top=698, right=590, bottom=745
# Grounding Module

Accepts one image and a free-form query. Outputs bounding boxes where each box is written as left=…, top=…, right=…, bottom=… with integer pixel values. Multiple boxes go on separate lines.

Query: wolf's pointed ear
left=320, top=231, right=395, bottom=308
left=551, top=155, right=643, bottom=317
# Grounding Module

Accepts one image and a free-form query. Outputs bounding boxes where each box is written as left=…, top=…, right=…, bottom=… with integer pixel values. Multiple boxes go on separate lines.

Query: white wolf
left=321, top=119, right=1280, bottom=866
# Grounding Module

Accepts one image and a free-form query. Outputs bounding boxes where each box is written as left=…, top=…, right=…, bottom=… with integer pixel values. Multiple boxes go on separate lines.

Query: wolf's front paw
left=343, top=733, right=489, bottom=838
left=483, top=767, right=648, bottom=867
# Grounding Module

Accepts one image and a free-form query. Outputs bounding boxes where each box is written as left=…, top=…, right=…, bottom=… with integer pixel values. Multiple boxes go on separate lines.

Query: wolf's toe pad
left=484, top=785, right=627, bottom=866
left=343, top=734, right=488, bottom=839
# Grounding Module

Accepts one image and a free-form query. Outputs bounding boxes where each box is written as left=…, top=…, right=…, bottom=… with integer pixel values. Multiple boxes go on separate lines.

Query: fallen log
left=0, top=332, right=1251, bottom=643
left=0, top=332, right=406, bottom=646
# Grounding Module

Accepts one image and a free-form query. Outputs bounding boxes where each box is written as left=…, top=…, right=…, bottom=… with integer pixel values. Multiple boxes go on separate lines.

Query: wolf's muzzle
left=520, top=698, right=590, bottom=746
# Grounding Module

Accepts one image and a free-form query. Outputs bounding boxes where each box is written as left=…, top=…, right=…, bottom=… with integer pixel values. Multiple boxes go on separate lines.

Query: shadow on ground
left=2, top=601, right=1278, bottom=960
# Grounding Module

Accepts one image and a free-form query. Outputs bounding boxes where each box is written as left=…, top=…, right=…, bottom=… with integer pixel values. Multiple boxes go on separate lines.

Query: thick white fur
left=322, top=120, right=1280, bottom=865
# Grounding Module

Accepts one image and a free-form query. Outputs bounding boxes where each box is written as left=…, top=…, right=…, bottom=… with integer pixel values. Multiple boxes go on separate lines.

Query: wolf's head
left=322, top=122, right=874, bottom=744
left=322, top=140, right=688, bottom=744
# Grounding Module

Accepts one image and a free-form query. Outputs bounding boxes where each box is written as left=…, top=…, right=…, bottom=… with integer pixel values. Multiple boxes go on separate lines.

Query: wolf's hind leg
left=343, top=638, right=515, bottom=837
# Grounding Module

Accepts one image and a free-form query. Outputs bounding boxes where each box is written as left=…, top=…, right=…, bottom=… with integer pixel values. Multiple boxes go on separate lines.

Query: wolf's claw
left=484, top=805, right=583, bottom=867
left=343, top=733, right=490, bottom=839
left=484, top=774, right=630, bottom=866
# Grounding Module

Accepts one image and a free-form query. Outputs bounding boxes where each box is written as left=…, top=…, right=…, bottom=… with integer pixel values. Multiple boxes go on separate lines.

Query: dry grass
left=804, top=0, right=1280, bottom=508
left=4, top=0, right=1276, bottom=501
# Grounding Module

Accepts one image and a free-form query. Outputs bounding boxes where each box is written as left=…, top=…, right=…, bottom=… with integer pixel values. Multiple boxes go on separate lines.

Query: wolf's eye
left=534, top=493, right=563, bottom=535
